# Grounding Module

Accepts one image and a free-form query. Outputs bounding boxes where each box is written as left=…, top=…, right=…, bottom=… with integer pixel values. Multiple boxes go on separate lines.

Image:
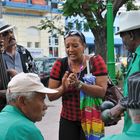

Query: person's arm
left=68, top=55, right=108, bottom=98
left=48, top=71, right=69, bottom=101
left=68, top=73, right=107, bottom=98
left=78, top=75, right=107, bottom=98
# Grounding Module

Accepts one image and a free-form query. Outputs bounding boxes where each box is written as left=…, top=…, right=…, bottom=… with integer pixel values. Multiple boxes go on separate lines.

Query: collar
left=1, top=105, right=25, bottom=117
left=135, top=45, right=140, bottom=55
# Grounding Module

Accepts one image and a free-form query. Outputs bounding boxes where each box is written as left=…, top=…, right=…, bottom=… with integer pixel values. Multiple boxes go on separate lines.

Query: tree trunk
left=91, top=27, right=107, bottom=63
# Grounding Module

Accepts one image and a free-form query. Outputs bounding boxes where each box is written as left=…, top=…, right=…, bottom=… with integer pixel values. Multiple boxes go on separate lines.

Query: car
left=34, top=56, right=58, bottom=87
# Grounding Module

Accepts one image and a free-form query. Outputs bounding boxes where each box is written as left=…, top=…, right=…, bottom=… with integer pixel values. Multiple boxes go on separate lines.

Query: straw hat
left=116, top=10, right=140, bottom=35
left=0, top=18, right=15, bottom=33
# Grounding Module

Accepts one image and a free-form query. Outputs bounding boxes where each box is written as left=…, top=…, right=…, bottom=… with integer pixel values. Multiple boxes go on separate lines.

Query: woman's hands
left=62, top=71, right=79, bottom=90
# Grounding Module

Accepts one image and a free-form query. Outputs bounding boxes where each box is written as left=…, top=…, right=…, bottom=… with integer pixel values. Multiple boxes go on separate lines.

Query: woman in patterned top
left=48, top=30, right=108, bottom=140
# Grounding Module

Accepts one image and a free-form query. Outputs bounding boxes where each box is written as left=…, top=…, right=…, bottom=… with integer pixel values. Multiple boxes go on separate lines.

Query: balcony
left=2, top=0, right=61, bottom=13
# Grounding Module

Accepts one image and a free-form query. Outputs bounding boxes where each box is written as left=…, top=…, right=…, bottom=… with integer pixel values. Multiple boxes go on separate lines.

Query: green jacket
left=0, top=105, right=44, bottom=140
left=101, top=123, right=140, bottom=140
left=123, top=46, right=140, bottom=132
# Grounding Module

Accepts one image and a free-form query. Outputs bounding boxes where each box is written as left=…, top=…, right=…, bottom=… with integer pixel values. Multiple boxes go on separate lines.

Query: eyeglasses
left=1, top=29, right=13, bottom=37
left=64, top=30, right=86, bottom=43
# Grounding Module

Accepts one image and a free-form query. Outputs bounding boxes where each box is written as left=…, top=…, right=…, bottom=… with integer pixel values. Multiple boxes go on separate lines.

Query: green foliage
left=125, top=0, right=140, bottom=10
left=38, top=17, right=64, bottom=36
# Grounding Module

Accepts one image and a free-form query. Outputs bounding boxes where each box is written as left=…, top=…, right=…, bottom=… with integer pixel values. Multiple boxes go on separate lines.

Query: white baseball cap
left=0, top=18, right=15, bottom=33
left=7, top=72, right=58, bottom=94
left=116, top=10, right=140, bottom=35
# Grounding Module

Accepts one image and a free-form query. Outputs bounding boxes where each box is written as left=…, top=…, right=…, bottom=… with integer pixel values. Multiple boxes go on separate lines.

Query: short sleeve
left=50, top=59, right=62, bottom=81
left=91, top=55, right=108, bottom=76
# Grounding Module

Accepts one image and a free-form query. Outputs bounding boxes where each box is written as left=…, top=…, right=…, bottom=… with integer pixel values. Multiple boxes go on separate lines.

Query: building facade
left=1, top=0, right=66, bottom=58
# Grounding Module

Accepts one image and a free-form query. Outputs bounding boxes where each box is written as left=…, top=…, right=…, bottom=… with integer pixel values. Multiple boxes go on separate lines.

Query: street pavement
left=36, top=97, right=124, bottom=140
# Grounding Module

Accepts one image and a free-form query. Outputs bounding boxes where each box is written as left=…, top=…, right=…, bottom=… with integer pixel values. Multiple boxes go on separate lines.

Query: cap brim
left=0, top=25, right=15, bottom=33
left=36, top=87, right=58, bottom=94
left=115, top=25, right=140, bottom=35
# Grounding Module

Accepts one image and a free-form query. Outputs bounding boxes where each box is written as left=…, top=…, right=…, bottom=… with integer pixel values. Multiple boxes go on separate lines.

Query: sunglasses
left=1, top=29, right=13, bottom=37
left=64, top=30, right=86, bottom=43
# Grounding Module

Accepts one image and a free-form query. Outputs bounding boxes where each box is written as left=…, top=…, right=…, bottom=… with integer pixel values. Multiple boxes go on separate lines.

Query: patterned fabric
left=123, top=46, right=140, bottom=132
left=80, top=74, right=104, bottom=140
left=50, top=55, right=107, bottom=121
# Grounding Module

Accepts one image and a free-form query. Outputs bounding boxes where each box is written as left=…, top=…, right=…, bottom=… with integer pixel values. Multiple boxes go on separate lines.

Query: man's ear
left=17, top=96, right=27, bottom=106
left=129, top=32, right=134, bottom=40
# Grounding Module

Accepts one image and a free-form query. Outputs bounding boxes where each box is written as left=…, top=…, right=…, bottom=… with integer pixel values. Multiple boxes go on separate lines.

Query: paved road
left=36, top=97, right=124, bottom=140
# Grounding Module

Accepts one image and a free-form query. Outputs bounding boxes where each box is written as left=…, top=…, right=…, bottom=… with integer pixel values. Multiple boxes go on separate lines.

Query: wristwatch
left=77, top=81, right=84, bottom=89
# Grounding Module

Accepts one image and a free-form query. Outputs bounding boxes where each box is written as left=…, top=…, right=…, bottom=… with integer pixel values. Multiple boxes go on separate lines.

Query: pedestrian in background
left=0, top=19, right=37, bottom=110
left=48, top=30, right=108, bottom=140
left=101, top=72, right=140, bottom=140
left=0, top=18, right=37, bottom=88
left=0, top=72, right=57, bottom=140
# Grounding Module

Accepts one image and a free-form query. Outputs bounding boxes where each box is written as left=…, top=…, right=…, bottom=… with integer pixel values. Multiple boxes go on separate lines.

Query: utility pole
left=107, top=0, right=116, bottom=83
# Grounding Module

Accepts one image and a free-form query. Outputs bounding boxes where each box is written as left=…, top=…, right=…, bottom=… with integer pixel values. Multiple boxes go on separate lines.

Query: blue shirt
left=3, top=50, right=23, bottom=73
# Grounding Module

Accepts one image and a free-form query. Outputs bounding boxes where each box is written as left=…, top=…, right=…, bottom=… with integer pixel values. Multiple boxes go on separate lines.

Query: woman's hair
left=64, top=30, right=86, bottom=44
left=6, top=91, right=36, bottom=103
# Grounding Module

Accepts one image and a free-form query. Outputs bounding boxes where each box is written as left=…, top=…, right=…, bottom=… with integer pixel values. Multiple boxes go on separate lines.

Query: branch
left=113, top=0, right=127, bottom=18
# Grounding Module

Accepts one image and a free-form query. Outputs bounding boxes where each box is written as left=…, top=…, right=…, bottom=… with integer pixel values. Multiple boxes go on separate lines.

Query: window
left=49, top=47, right=58, bottom=57
left=27, top=42, right=32, bottom=48
left=49, top=36, right=59, bottom=45
left=55, top=37, right=58, bottom=45
left=26, top=27, right=40, bottom=49
left=51, top=2, right=57, bottom=8
left=49, top=35, right=59, bottom=57
left=35, top=42, right=40, bottom=48
left=49, top=37, right=51, bottom=45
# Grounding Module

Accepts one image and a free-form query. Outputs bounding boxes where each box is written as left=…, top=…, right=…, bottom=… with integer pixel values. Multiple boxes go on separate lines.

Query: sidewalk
left=36, top=98, right=124, bottom=140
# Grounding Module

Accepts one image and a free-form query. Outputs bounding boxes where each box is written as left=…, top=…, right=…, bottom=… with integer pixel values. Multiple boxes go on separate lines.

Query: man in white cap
left=101, top=72, right=140, bottom=140
left=0, top=19, right=37, bottom=90
left=0, top=72, right=57, bottom=140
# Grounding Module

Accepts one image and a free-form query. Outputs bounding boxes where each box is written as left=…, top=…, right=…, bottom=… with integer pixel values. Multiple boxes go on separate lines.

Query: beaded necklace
left=68, top=59, right=84, bottom=79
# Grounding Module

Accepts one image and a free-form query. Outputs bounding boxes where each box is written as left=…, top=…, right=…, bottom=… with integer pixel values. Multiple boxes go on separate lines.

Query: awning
left=85, top=36, right=122, bottom=45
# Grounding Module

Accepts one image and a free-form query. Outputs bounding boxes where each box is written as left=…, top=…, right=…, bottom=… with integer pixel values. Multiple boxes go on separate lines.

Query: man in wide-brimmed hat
left=116, top=10, right=140, bottom=132
left=101, top=72, right=140, bottom=140
left=100, top=10, right=140, bottom=132
left=0, top=19, right=37, bottom=90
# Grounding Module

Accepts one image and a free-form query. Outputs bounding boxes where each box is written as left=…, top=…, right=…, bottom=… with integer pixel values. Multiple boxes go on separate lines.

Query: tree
left=39, top=0, right=139, bottom=61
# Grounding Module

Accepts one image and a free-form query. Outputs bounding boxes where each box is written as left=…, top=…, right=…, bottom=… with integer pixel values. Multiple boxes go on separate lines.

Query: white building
left=1, top=0, right=66, bottom=58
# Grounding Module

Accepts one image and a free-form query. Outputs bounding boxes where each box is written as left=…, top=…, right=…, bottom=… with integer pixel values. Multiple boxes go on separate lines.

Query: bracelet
left=77, top=81, right=84, bottom=89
